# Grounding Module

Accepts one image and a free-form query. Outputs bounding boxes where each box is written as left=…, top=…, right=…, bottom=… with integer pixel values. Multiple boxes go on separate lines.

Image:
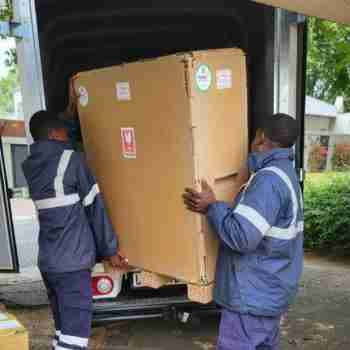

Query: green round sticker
left=195, top=64, right=212, bottom=91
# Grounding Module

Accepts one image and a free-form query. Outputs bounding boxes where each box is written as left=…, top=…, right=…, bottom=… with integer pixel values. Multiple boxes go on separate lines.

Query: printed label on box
left=195, top=64, right=212, bottom=91
left=121, top=128, right=136, bottom=159
left=216, top=69, right=232, bottom=90
left=78, top=86, right=89, bottom=107
left=116, top=82, right=131, bottom=101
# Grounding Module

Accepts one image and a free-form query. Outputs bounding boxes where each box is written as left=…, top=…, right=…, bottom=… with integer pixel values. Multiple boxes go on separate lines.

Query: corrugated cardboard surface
left=76, top=48, right=247, bottom=285
left=253, top=0, right=350, bottom=24
left=188, top=49, right=248, bottom=283
left=0, top=313, right=29, bottom=350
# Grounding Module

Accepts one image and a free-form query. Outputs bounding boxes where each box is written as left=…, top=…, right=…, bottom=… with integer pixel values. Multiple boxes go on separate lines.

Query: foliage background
left=0, top=0, right=19, bottom=116
left=307, top=18, right=350, bottom=112
left=304, top=173, right=350, bottom=252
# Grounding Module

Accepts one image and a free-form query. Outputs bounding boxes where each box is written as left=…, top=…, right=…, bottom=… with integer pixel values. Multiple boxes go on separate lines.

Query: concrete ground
left=1, top=254, right=350, bottom=350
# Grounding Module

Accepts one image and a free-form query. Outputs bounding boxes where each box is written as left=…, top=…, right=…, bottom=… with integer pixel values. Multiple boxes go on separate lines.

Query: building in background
left=304, top=96, right=337, bottom=171
left=305, top=96, right=350, bottom=172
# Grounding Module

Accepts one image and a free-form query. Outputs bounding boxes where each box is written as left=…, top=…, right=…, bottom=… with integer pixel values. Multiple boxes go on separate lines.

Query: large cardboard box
left=0, top=313, right=29, bottom=350
left=76, top=48, right=248, bottom=301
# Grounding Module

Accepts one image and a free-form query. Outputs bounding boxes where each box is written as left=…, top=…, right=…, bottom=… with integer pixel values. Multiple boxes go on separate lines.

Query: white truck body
left=0, top=0, right=308, bottom=321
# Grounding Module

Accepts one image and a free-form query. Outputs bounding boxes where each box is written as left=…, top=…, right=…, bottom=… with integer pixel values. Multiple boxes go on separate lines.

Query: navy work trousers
left=217, top=309, right=281, bottom=350
left=41, top=269, right=92, bottom=350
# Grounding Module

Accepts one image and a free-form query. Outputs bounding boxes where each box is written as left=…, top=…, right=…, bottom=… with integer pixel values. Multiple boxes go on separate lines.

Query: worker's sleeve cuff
left=207, top=201, right=231, bottom=223
left=100, top=244, right=118, bottom=258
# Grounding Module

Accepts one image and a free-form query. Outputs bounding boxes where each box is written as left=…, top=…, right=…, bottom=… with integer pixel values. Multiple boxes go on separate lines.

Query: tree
left=307, top=18, right=350, bottom=112
left=4, top=48, right=17, bottom=73
left=0, top=69, right=19, bottom=115
left=0, top=0, right=20, bottom=116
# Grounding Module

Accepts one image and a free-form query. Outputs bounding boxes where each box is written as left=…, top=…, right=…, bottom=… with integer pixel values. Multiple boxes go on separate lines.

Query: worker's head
left=254, top=113, right=300, bottom=153
left=30, top=110, right=69, bottom=142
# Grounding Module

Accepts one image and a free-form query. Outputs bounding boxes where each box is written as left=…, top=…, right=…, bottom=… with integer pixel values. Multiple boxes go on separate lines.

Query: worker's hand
left=251, top=129, right=265, bottom=153
left=109, top=252, right=128, bottom=269
left=183, top=180, right=216, bottom=214
left=236, top=165, right=250, bottom=189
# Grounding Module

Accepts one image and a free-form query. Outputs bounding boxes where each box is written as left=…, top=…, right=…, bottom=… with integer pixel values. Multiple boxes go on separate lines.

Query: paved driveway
left=1, top=255, right=350, bottom=350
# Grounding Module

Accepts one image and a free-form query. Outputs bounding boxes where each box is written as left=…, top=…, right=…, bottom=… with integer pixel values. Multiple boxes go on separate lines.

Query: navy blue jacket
left=22, top=140, right=118, bottom=273
left=207, top=149, right=304, bottom=317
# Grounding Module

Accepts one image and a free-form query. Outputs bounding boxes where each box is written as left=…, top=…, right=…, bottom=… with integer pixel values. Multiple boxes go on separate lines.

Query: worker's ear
left=251, top=129, right=265, bottom=152
left=47, top=128, right=55, bottom=140
left=48, top=128, right=69, bottom=142
left=256, top=128, right=265, bottom=141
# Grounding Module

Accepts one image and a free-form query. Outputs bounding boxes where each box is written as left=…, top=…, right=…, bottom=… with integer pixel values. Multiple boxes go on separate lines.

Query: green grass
left=305, top=172, right=350, bottom=187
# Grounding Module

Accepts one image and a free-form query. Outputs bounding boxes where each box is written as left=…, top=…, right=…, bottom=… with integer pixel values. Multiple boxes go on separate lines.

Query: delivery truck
left=0, top=0, right=319, bottom=322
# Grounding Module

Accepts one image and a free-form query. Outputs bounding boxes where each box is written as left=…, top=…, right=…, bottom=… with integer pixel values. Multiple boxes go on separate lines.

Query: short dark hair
left=29, top=110, right=67, bottom=141
left=263, top=113, right=300, bottom=148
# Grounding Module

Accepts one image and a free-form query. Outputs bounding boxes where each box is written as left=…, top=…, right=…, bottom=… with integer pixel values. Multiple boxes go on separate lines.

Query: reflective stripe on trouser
left=41, top=270, right=92, bottom=350
left=53, top=330, right=61, bottom=348
left=217, top=309, right=281, bottom=350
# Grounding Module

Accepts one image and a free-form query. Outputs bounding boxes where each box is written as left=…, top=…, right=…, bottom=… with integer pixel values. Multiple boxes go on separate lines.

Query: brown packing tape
left=138, top=271, right=177, bottom=289
left=137, top=271, right=214, bottom=304
left=187, top=283, right=214, bottom=304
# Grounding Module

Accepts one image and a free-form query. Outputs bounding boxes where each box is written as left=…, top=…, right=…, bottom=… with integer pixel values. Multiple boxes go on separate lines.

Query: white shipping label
left=216, top=69, right=232, bottom=90
left=116, top=82, right=131, bottom=101
left=78, top=86, right=89, bottom=107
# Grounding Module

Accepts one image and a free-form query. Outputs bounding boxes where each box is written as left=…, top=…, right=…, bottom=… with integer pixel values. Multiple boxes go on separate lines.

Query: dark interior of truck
left=34, top=0, right=277, bottom=320
left=35, top=0, right=275, bottom=134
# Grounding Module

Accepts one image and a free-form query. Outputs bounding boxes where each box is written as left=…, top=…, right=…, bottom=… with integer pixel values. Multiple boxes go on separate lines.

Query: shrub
left=304, top=173, right=350, bottom=251
left=332, top=143, right=350, bottom=171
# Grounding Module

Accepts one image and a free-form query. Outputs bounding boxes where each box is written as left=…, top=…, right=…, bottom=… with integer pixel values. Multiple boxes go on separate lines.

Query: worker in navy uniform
left=22, top=111, right=126, bottom=350
left=183, top=113, right=304, bottom=350
left=57, top=77, right=83, bottom=150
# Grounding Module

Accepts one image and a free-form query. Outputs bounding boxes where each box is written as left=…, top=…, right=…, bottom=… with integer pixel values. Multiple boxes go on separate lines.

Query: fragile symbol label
left=121, top=127, right=136, bottom=159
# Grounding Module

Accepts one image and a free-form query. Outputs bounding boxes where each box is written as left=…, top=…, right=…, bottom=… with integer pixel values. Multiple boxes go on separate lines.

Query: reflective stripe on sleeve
left=54, top=150, right=74, bottom=195
left=262, top=166, right=298, bottom=225
left=267, top=221, right=304, bottom=240
left=83, top=184, right=100, bottom=207
left=234, top=204, right=271, bottom=235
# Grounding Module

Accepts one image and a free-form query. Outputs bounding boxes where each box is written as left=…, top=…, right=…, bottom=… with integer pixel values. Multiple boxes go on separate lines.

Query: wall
left=305, top=133, right=350, bottom=172
left=305, top=115, right=334, bottom=134
left=304, top=115, right=336, bottom=171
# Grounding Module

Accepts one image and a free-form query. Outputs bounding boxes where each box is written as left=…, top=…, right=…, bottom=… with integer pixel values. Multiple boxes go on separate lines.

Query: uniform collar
left=30, top=140, right=73, bottom=156
left=248, top=148, right=294, bottom=173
